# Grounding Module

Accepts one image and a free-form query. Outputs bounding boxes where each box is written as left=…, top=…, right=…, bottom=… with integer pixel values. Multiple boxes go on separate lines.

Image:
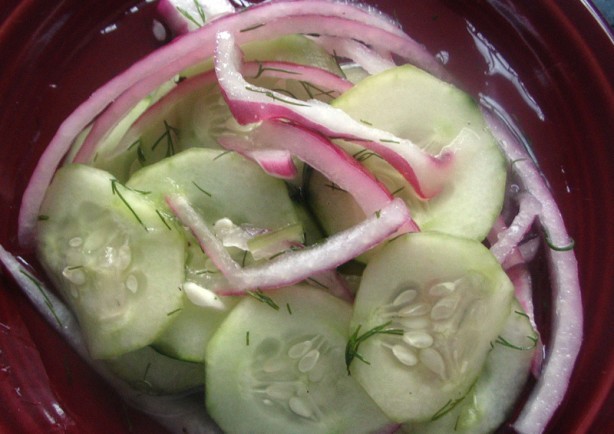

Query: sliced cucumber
left=126, top=147, right=299, bottom=231
left=205, top=285, right=392, bottom=434
left=311, top=64, right=506, bottom=246
left=405, top=300, right=537, bottom=433
left=153, top=291, right=239, bottom=363
left=349, top=232, right=514, bottom=422
left=36, top=164, right=185, bottom=359
left=104, top=346, right=204, bottom=395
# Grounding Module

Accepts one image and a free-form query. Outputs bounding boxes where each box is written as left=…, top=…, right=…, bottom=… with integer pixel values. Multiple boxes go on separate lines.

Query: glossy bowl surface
left=0, top=1, right=612, bottom=433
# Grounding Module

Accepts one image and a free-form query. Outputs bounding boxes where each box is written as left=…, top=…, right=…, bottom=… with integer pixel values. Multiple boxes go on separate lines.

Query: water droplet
left=403, top=331, right=434, bottom=349
left=298, top=349, right=320, bottom=373
left=392, top=344, right=418, bottom=366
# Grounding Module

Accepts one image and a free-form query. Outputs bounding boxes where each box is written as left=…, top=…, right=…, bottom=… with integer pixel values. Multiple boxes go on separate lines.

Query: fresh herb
left=151, top=120, right=179, bottom=157
left=19, top=269, right=63, bottom=327
left=390, top=186, right=405, bottom=196
left=253, top=62, right=301, bottom=80
left=306, top=277, right=329, bottom=290
left=213, top=150, right=233, bottom=161
left=544, top=230, right=575, bottom=251
left=192, top=181, right=212, bottom=197
left=380, top=138, right=401, bottom=144
left=176, top=0, right=206, bottom=28
left=245, top=86, right=309, bottom=107
left=332, top=50, right=347, bottom=79
left=353, top=148, right=383, bottom=163
left=38, top=215, right=49, bottom=221
left=286, top=303, right=293, bottom=315
left=156, top=209, right=172, bottom=230
left=111, top=179, right=148, bottom=230
left=247, top=289, right=280, bottom=311
left=345, top=321, right=403, bottom=374
left=167, top=307, right=182, bottom=317
left=246, top=331, right=250, bottom=346
left=299, top=81, right=337, bottom=100
left=240, top=23, right=265, bottom=32
left=495, top=335, right=538, bottom=351
left=430, top=381, right=476, bottom=421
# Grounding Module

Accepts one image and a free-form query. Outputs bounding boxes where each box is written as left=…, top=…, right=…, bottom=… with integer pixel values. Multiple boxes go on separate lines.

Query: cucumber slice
left=205, top=285, right=392, bottom=434
left=311, top=64, right=506, bottom=245
left=126, top=148, right=299, bottom=231
left=405, top=300, right=537, bottom=433
left=349, top=232, right=514, bottom=422
left=36, top=164, right=185, bottom=359
left=104, top=346, right=204, bottom=395
left=154, top=292, right=239, bottom=363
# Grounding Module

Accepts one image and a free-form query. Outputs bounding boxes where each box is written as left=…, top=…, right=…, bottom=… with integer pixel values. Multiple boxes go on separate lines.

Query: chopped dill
left=176, top=0, right=206, bottom=28
left=247, top=289, right=280, bottom=311
left=240, top=23, right=265, bottom=32
left=345, top=321, right=403, bottom=374
left=156, top=209, right=172, bottom=230
left=111, top=179, right=148, bottom=230
left=245, top=86, right=309, bottom=107
left=253, top=62, right=301, bottom=80
left=286, top=303, right=293, bottom=315
left=19, top=269, right=63, bottom=328
left=495, top=335, right=538, bottom=351
left=192, top=181, right=212, bottom=197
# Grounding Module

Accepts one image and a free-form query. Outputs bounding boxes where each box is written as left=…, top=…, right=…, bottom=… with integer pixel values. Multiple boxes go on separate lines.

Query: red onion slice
left=311, top=35, right=396, bottom=74
left=167, top=194, right=411, bottom=294
left=484, top=108, right=583, bottom=434
left=219, top=120, right=412, bottom=229
left=490, top=192, right=542, bottom=264
left=214, top=31, right=452, bottom=199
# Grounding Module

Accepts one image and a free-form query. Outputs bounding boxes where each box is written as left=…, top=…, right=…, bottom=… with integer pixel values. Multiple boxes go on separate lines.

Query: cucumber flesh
left=311, top=64, right=506, bottom=246
left=104, top=346, right=204, bottom=395
left=126, top=147, right=299, bottom=232
left=36, top=164, right=185, bottom=359
left=205, top=285, right=392, bottom=434
left=350, top=232, right=514, bottom=422
left=406, top=301, right=537, bottom=433
left=153, top=292, right=239, bottom=363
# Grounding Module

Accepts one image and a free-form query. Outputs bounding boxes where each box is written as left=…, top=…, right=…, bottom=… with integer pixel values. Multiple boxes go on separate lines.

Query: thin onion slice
left=483, top=108, right=583, bottom=434
left=218, top=120, right=414, bottom=230
left=166, top=194, right=411, bottom=294
left=214, top=31, right=452, bottom=199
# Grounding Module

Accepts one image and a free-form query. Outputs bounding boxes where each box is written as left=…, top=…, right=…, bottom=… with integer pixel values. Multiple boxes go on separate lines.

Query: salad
left=0, top=1, right=583, bottom=433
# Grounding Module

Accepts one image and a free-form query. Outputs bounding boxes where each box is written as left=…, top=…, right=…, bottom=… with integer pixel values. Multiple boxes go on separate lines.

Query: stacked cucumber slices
left=23, top=3, right=551, bottom=434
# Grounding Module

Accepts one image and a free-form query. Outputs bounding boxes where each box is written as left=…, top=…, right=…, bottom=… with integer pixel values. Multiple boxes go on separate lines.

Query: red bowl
left=1, top=1, right=612, bottom=432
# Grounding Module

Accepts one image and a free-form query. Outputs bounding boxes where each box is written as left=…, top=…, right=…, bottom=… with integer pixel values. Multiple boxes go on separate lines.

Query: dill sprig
left=247, top=289, right=280, bottom=311
left=345, top=321, right=403, bottom=374
left=111, top=179, right=148, bottom=231
left=19, top=269, right=63, bottom=328
left=495, top=335, right=538, bottom=351
left=192, top=181, right=212, bottom=197
left=176, top=0, right=206, bottom=28
left=151, top=120, right=179, bottom=157
left=253, top=62, right=302, bottom=80
left=430, top=381, right=477, bottom=421
left=245, top=86, right=309, bottom=107
left=299, top=81, right=337, bottom=100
